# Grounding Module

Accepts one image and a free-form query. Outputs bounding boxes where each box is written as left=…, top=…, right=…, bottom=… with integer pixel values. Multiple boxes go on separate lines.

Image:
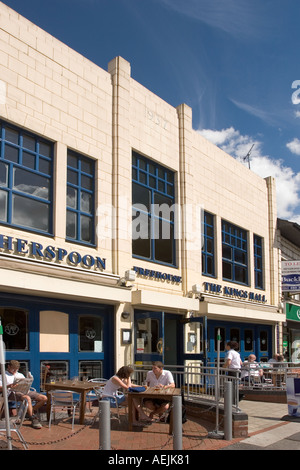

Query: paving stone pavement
left=0, top=400, right=299, bottom=452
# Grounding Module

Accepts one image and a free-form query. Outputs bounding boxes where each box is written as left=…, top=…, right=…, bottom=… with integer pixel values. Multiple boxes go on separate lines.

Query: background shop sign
left=282, top=260, right=300, bottom=292
left=286, top=303, right=300, bottom=322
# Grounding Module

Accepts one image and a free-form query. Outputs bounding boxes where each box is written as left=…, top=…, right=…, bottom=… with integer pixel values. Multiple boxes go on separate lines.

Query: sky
left=2, top=0, right=300, bottom=223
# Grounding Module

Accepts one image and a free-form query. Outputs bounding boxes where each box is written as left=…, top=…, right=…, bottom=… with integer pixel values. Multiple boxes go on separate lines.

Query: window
left=78, top=316, right=102, bottom=352
left=259, top=330, right=268, bottom=352
left=40, top=361, right=69, bottom=390
left=244, top=329, right=254, bottom=351
left=230, top=328, right=240, bottom=344
left=66, top=150, right=95, bottom=245
left=132, top=151, right=175, bottom=265
left=0, top=121, right=53, bottom=233
left=254, top=234, right=264, bottom=289
left=222, top=221, right=248, bottom=285
left=1, top=308, right=28, bottom=350
left=78, top=361, right=103, bottom=381
left=202, top=211, right=215, bottom=276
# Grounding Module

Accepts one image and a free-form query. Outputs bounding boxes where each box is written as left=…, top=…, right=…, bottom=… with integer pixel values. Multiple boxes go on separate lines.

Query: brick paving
left=0, top=401, right=291, bottom=451
left=0, top=406, right=242, bottom=451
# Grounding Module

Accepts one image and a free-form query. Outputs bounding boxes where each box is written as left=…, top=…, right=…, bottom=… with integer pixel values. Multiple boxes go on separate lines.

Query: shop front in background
left=284, top=303, right=300, bottom=362
left=0, top=293, right=114, bottom=391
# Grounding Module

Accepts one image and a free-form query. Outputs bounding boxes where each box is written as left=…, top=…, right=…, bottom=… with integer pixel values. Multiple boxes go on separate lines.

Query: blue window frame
left=132, top=151, right=175, bottom=266
left=0, top=121, right=53, bottom=234
left=254, top=234, right=264, bottom=289
left=202, top=211, right=215, bottom=276
left=222, top=220, right=248, bottom=285
left=66, top=150, right=95, bottom=245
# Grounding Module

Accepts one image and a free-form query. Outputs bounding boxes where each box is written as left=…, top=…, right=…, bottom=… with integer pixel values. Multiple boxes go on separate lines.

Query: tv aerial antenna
left=243, top=144, right=254, bottom=169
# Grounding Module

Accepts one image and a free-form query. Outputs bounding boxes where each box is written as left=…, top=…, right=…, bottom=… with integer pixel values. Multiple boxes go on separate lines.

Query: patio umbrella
left=0, top=319, right=12, bottom=450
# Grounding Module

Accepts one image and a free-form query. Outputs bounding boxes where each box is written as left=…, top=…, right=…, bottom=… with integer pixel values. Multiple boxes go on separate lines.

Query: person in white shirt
left=223, top=341, right=244, bottom=403
left=144, top=361, right=175, bottom=421
left=0, top=360, right=47, bottom=429
left=241, top=354, right=264, bottom=383
left=102, top=366, right=152, bottom=426
left=223, top=341, right=243, bottom=374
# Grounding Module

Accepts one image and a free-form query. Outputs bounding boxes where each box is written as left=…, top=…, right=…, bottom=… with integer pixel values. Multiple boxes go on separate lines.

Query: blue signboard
left=282, top=261, right=300, bottom=292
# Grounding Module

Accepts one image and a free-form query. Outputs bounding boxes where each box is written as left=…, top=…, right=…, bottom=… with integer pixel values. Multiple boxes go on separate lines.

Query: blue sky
left=3, top=0, right=300, bottom=223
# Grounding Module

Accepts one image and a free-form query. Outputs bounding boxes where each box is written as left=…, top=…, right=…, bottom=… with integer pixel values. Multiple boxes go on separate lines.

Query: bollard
left=224, top=380, right=233, bottom=441
left=99, top=399, right=111, bottom=450
left=172, top=395, right=182, bottom=450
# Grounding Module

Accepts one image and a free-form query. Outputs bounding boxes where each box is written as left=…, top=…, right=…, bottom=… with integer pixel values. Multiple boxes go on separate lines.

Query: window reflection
left=12, top=194, right=49, bottom=232
left=0, top=121, right=53, bottom=233
left=66, top=150, right=95, bottom=244
left=13, top=168, right=50, bottom=200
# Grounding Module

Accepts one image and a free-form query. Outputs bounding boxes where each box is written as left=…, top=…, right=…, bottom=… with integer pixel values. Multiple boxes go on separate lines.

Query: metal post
left=224, top=380, right=233, bottom=441
left=172, top=395, right=182, bottom=450
left=98, top=400, right=111, bottom=450
left=216, top=327, right=221, bottom=432
left=207, top=328, right=224, bottom=439
left=0, top=320, right=12, bottom=450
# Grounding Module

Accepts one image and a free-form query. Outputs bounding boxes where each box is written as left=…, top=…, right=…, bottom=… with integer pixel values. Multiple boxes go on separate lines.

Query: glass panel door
left=134, top=311, right=164, bottom=364
left=183, top=317, right=205, bottom=368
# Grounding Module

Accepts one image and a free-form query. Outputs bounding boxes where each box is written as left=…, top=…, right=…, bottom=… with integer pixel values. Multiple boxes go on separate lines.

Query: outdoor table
left=127, top=387, right=181, bottom=434
left=45, top=380, right=104, bottom=425
left=270, top=370, right=287, bottom=387
left=263, top=369, right=287, bottom=387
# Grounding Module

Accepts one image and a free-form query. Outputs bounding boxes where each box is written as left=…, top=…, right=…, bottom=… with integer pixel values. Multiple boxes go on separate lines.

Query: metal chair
left=0, top=397, right=29, bottom=450
left=93, top=386, right=124, bottom=422
left=48, top=390, right=80, bottom=430
left=86, top=378, right=108, bottom=410
left=88, top=378, right=108, bottom=383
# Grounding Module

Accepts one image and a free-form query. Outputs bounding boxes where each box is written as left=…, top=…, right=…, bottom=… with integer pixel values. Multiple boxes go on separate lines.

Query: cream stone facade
left=0, top=3, right=284, bottom=388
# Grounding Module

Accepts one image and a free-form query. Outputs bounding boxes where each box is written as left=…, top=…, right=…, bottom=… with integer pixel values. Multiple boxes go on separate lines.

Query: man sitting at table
left=241, top=354, right=264, bottom=384
left=144, top=361, right=175, bottom=422
left=0, top=360, right=47, bottom=429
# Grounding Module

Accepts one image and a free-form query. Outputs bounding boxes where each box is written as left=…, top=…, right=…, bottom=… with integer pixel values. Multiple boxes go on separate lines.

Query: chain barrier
left=4, top=402, right=224, bottom=450
left=8, top=414, right=98, bottom=448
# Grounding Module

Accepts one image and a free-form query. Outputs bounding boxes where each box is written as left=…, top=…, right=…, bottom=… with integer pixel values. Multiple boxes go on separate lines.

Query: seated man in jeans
left=0, top=360, right=47, bottom=429
left=144, top=361, right=175, bottom=421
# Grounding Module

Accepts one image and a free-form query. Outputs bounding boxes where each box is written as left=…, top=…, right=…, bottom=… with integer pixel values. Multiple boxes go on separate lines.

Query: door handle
left=157, top=338, right=163, bottom=354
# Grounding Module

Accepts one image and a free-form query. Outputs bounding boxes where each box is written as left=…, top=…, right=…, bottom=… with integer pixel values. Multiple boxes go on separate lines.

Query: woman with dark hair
left=102, top=366, right=151, bottom=426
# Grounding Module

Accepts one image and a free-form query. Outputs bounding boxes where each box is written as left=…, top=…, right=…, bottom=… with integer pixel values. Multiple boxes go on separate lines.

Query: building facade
left=0, top=3, right=284, bottom=390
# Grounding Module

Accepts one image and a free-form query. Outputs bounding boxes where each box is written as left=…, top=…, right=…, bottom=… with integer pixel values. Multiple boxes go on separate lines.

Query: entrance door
left=134, top=311, right=164, bottom=363
left=134, top=311, right=183, bottom=365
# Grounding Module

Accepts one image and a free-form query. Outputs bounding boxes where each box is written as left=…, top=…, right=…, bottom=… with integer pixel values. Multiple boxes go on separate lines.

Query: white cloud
left=159, top=0, right=269, bottom=40
left=230, top=99, right=281, bottom=127
left=287, top=138, right=300, bottom=156
left=198, top=127, right=300, bottom=224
